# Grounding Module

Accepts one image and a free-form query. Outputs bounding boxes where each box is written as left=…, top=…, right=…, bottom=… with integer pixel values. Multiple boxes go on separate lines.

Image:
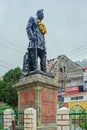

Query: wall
left=64, top=92, right=87, bottom=110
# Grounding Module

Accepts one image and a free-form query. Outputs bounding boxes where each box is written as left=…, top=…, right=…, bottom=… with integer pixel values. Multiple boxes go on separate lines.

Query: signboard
left=65, top=86, right=79, bottom=94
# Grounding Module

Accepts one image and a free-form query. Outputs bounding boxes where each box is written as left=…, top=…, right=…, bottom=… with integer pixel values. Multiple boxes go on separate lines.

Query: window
left=76, top=97, right=78, bottom=100
left=66, top=78, right=71, bottom=83
left=71, top=97, right=76, bottom=100
left=79, top=96, right=83, bottom=100
left=59, top=66, right=66, bottom=73
left=59, top=67, right=63, bottom=72
left=71, top=96, right=83, bottom=101
left=84, top=81, right=87, bottom=90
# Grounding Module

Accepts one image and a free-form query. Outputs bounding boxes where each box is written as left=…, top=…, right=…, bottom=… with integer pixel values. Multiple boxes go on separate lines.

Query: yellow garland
left=37, top=19, right=47, bottom=34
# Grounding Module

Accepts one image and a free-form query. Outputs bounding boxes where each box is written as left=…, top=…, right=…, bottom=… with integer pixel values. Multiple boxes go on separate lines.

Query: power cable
left=0, top=38, right=27, bottom=73
left=1, top=38, right=87, bottom=75
left=0, top=38, right=25, bottom=51
left=0, top=59, right=13, bottom=66
left=0, top=39, right=25, bottom=70
left=64, top=43, right=87, bottom=60
left=0, top=41, right=24, bottom=54
left=0, top=63, right=9, bottom=69
left=66, top=43, right=87, bottom=55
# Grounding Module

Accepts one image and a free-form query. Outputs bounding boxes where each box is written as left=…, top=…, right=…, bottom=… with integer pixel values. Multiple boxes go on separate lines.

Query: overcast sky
left=0, top=0, right=87, bottom=76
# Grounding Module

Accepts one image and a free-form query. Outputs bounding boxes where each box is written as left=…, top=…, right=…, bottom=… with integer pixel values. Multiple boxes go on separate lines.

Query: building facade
left=47, top=55, right=83, bottom=91
left=47, top=55, right=84, bottom=108
left=64, top=92, right=87, bottom=110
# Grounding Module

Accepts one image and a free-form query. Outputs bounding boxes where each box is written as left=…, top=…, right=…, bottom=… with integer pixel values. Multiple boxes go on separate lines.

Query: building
left=47, top=55, right=84, bottom=108
left=83, top=66, right=87, bottom=91
left=63, top=66, right=87, bottom=110
left=64, top=91, right=87, bottom=110
left=47, top=55, right=83, bottom=90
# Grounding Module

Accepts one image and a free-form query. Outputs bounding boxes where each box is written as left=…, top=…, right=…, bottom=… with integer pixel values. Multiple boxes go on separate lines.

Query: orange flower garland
left=37, top=19, right=47, bottom=34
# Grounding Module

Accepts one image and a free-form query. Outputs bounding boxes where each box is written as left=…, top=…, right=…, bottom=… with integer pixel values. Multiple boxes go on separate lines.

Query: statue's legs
left=37, top=48, right=46, bottom=72
left=28, top=48, right=37, bottom=71
left=22, top=53, right=29, bottom=74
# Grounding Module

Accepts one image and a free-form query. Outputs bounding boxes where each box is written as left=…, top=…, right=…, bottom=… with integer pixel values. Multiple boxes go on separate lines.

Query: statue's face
left=37, top=12, right=44, bottom=20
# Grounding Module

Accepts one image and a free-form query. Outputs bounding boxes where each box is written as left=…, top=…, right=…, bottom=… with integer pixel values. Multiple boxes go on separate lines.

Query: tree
left=0, top=80, right=7, bottom=102
left=0, top=67, right=22, bottom=107
left=3, top=67, right=22, bottom=83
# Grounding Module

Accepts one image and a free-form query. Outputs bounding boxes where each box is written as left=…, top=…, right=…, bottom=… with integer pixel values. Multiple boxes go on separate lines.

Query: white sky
left=0, top=0, right=87, bottom=76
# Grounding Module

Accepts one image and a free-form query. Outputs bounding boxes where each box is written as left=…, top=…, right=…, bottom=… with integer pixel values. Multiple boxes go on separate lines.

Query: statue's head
left=36, top=9, right=44, bottom=20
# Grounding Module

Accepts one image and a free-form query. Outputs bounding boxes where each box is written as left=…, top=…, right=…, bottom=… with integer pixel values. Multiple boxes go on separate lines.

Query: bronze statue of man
left=26, top=9, right=47, bottom=73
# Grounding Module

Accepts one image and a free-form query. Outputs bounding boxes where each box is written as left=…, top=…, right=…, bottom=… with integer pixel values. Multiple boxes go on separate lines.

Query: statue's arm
left=26, top=17, right=37, bottom=42
left=26, top=17, right=34, bottom=40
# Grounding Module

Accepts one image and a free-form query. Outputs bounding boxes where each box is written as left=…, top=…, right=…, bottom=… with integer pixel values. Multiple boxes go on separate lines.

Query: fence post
left=4, top=109, right=14, bottom=129
left=24, top=108, right=36, bottom=130
left=12, top=120, right=16, bottom=130
left=56, top=107, right=70, bottom=130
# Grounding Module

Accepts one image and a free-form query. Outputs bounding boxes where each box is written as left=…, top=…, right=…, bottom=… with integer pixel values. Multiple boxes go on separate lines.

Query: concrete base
left=37, top=124, right=57, bottom=130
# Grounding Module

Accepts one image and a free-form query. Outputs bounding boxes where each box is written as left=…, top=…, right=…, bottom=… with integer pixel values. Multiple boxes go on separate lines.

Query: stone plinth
left=13, top=73, right=59, bottom=129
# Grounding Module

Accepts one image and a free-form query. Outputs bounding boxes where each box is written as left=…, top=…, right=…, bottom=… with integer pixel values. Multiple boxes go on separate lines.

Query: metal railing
left=15, top=112, right=24, bottom=130
left=0, top=113, right=4, bottom=130
left=69, top=112, right=87, bottom=130
left=0, top=112, right=24, bottom=130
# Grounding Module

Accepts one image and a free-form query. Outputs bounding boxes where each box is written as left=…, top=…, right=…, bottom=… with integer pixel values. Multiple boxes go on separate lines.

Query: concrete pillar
left=24, top=108, right=36, bottom=130
left=57, top=107, right=70, bottom=130
left=4, top=109, right=14, bottom=129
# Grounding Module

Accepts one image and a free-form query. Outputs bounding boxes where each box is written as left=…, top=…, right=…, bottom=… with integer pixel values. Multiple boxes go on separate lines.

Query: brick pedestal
left=13, top=73, right=59, bottom=129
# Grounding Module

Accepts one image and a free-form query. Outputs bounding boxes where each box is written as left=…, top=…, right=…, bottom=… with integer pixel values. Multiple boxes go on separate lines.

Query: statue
left=23, top=9, right=47, bottom=75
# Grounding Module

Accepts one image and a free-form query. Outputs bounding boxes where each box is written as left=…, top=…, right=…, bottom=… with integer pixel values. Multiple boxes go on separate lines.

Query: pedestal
left=13, top=73, right=59, bottom=129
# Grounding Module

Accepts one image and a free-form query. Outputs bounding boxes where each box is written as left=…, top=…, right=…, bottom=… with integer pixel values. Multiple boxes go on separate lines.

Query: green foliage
left=3, top=67, right=22, bottom=83
left=0, top=125, right=4, bottom=129
left=0, top=67, right=22, bottom=108
left=0, top=81, right=7, bottom=102
left=58, top=102, right=64, bottom=108
left=79, top=109, right=87, bottom=129
left=0, top=103, right=11, bottom=114
left=0, top=104, right=11, bottom=129
left=70, top=107, right=87, bottom=129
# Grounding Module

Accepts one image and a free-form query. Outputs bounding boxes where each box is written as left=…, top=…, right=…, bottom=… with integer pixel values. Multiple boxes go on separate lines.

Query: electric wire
left=65, top=42, right=87, bottom=60
left=66, top=43, right=87, bottom=55
left=0, top=63, right=9, bottom=69
left=1, top=38, right=87, bottom=61
left=0, top=38, right=26, bottom=70
left=0, top=38, right=87, bottom=75
left=0, top=40, right=24, bottom=54
left=0, top=38, right=25, bottom=51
